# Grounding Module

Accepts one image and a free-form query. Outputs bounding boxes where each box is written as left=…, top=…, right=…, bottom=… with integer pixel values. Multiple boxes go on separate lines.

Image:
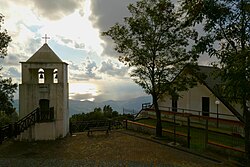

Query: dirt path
left=0, top=130, right=238, bottom=167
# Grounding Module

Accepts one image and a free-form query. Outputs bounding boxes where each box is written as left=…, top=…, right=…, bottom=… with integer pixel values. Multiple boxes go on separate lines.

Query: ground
left=0, top=130, right=239, bottom=167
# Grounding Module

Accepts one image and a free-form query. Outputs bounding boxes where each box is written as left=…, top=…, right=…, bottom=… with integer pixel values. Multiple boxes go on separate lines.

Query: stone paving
left=0, top=158, right=211, bottom=167
left=0, top=130, right=239, bottom=167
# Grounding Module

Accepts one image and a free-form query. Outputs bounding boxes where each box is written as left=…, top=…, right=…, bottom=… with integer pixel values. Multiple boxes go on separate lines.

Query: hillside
left=13, top=96, right=152, bottom=116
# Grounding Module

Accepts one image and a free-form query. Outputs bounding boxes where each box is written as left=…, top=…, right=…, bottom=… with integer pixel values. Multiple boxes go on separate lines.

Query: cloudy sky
left=0, top=0, right=212, bottom=102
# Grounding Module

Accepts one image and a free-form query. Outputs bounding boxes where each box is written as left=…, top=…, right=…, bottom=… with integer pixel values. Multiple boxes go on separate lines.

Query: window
left=38, top=68, right=45, bottom=84
left=172, top=99, right=177, bottom=112
left=53, top=69, right=58, bottom=83
left=202, top=97, right=210, bottom=116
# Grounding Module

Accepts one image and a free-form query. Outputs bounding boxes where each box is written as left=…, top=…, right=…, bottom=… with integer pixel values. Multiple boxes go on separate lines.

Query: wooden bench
left=87, top=126, right=109, bottom=136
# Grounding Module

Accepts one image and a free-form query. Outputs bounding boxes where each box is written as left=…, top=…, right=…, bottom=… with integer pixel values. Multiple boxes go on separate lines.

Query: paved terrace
left=0, top=130, right=239, bottom=167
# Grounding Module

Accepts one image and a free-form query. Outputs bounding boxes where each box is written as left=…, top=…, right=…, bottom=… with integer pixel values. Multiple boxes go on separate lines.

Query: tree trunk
left=153, top=94, right=162, bottom=137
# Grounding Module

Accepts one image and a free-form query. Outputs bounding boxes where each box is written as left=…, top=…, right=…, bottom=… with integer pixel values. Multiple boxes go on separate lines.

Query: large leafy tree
left=181, top=0, right=250, bottom=120
left=103, top=0, right=198, bottom=137
left=180, top=0, right=250, bottom=164
left=0, top=13, right=17, bottom=118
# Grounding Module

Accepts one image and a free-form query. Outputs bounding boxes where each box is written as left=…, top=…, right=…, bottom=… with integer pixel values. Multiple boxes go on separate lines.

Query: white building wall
left=158, top=82, right=239, bottom=121
left=19, top=62, right=69, bottom=140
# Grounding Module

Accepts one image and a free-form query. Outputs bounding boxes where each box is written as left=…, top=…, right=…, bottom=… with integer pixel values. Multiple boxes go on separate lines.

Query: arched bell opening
left=53, top=69, right=58, bottom=83
left=38, top=68, right=45, bottom=84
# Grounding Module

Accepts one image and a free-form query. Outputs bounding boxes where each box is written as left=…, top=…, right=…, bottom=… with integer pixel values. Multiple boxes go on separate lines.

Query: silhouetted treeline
left=70, top=105, right=133, bottom=123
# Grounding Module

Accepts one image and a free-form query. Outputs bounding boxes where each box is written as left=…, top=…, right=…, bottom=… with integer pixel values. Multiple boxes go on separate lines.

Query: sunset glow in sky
left=0, top=0, right=211, bottom=102
left=0, top=0, right=148, bottom=102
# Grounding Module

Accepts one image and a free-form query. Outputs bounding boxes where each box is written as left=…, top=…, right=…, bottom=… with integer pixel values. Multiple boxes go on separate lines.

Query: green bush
left=0, top=111, right=18, bottom=127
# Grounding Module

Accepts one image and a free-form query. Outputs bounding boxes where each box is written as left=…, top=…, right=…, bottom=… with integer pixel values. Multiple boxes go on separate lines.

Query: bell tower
left=19, top=43, right=69, bottom=140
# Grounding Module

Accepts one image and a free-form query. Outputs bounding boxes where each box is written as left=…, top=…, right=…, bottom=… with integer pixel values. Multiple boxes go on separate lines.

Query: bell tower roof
left=26, top=43, right=63, bottom=63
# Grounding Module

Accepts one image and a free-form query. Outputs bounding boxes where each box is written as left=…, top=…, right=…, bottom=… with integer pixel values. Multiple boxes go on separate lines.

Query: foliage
left=0, top=14, right=11, bottom=60
left=0, top=76, right=17, bottom=115
left=70, top=105, right=122, bottom=123
left=0, top=13, right=17, bottom=126
left=180, top=2, right=250, bottom=164
left=180, top=0, right=250, bottom=118
left=0, top=111, right=10, bottom=127
left=103, top=0, right=198, bottom=136
left=103, top=105, right=113, bottom=118
left=0, top=111, right=18, bottom=127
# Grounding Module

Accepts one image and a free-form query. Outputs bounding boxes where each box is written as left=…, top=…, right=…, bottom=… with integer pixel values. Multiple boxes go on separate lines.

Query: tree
left=89, top=107, right=103, bottom=120
left=0, top=14, right=11, bottom=59
left=181, top=0, right=250, bottom=119
left=103, top=105, right=113, bottom=118
left=112, top=111, right=119, bottom=118
left=103, top=0, right=198, bottom=137
left=0, top=77, right=17, bottom=115
left=0, top=13, right=17, bottom=118
left=70, top=113, right=86, bottom=123
left=180, top=0, right=250, bottom=164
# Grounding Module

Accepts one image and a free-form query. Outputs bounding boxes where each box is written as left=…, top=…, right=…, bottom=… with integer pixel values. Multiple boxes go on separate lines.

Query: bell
left=39, top=73, right=44, bottom=79
left=53, top=70, right=58, bottom=79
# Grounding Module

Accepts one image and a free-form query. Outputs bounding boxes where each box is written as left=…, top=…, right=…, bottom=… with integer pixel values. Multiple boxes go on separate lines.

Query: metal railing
left=0, top=107, right=54, bottom=144
left=139, top=103, right=238, bottom=121
left=69, top=120, right=123, bottom=134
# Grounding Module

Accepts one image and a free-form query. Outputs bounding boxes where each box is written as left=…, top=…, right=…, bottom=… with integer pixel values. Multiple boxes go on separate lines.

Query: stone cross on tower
left=42, top=34, right=50, bottom=43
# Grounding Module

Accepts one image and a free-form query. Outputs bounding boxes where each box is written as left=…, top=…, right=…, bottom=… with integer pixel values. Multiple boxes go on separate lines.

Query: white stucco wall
left=19, top=62, right=69, bottom=140
left=158, top=82, right=240, bottom=121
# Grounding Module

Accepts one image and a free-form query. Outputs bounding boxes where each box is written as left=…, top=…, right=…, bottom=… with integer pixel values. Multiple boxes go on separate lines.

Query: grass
left=135, top=118, right=245, bottom=151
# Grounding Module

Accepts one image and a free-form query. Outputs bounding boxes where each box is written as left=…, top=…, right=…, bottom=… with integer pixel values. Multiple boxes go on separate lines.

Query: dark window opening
left=38, top=68, right=45, bottom=84
left=172, top=99, right=178, bottom=112
left=202, top=97, right=210, bottom=116
left=53, top=69, right=58, bottom=83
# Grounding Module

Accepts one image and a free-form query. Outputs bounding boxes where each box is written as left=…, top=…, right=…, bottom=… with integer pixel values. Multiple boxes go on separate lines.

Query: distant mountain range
left=13, top=96, right=152, bottom=116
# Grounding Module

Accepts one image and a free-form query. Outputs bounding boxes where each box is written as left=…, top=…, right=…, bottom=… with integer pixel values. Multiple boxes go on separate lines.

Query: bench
left=87, top=126, right=109, bottom=136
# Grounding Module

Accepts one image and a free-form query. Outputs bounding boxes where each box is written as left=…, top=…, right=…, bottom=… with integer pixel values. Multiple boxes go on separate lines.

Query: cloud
left=100, top=37, right=122, bottom=58
left=59, top=36, right=85, bottom=50
left=6, top=22, right=42, bottom=63
left=0, top=67, right=21, bottom=83
left=68, top=58, right=129, bottom=82
left=67, top=61, right=79, bottom=71
left=7, top=67, right=21, bottom=78
left=2, top=0, right=100, bottom=54
left=36, top=4, right=103, bottom=55
left=8, top=0, right=84, bottom=20
left=84, top=58, right=98, bottom=78
left=99, top=59, right=128, bottom=77
left=93, top=79, right=147, bottom=102
left=60, top=37, right=74, bottom=45
left=33, top=0, right=83, bottom=20
left=69, top=66, right=89, bottom=82
left=1, top=54, right=20, bottom=66
left=74, top=42, right=85, bottom=49
left=0, top=0, right=153, bottom=102
left=68, top=58, right=101, bottom=82
left=69, top=82, right=100, bottom=101
left=90, top=0, right=136, bottom=58
left=70, top=93, right=94, bottom=101
left=90, top=0, right=136, bottom=32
